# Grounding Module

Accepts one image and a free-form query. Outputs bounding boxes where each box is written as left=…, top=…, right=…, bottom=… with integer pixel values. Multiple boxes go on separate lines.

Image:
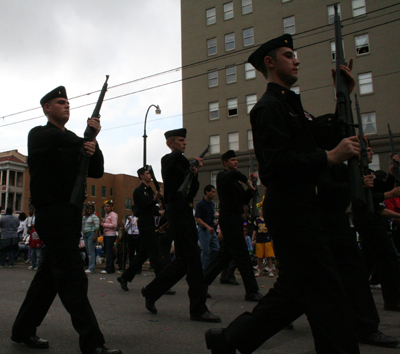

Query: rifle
left=333, top=5, right=366, bottom=207
left=178, top=145, right=209, bottom=196
left=355, top=94, right=374, bottom=213
left=70, top=75, right=109, bottom=208
left=388, top=124, right=400, bottom=186
left=249, top=152, right=259, bottom=219
left=146, top=164, right=164, bottom=204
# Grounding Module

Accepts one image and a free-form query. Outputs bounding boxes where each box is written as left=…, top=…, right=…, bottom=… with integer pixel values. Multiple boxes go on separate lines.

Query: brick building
left=181, top=0, right=400, bottom=208
left=0, top=150, right=160, bottom=223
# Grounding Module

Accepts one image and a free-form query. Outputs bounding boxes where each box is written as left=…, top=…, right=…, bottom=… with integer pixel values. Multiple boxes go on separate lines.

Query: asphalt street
left=0, top=262, right=399, bottom=354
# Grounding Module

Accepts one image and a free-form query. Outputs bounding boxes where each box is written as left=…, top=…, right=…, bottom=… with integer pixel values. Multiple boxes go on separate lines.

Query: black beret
left=137, top=167, right=148, bottom=177
left=164, top=128, right=187, bottom=139
left=248, top=34, right=294, bottom=71
left=40, top=86, right=68, bottom=106
left=221, top=150, right=236, bottom=161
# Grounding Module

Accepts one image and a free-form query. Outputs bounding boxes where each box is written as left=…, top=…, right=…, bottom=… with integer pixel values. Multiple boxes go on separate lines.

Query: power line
left=1, top=3, right=399, bottom=126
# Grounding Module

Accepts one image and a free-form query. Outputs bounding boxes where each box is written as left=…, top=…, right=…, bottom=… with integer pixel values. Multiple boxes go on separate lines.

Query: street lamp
left=143, top=104, right=161, bottom=167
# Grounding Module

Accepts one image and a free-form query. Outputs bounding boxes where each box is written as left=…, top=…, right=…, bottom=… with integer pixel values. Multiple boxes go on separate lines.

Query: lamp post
left=143, top=104, right=161, bottom=167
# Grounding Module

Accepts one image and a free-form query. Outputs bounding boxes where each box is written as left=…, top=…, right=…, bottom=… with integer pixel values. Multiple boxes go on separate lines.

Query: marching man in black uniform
left=11, top=86, right=121, bottom=354
left=203, top=150, right=263, bottom=302
left=117, top=167, right=163, bottom=291
left=141, top=128, right=221, bottom=323
left=205, top=34, right=363, bottom=354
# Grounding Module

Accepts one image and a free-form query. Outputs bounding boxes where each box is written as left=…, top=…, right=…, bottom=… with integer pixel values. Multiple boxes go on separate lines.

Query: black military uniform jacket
left=250, top=83, right=336, bottom=228
left=133, top=183, right=158, bottom=230
left=28, top=122, right=104, bottom=208
left=161, top=150, right=199, bottom=207
left=217, top=169, right=253, bottom=215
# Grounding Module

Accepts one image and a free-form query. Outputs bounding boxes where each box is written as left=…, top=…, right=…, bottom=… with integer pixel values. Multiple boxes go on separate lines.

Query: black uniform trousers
left=325, top=218, right=380, bottom=335
left=121, top=227, right=162, bottom=283
left=222, top=217, right=359, bottom=353
left=353, top=211, right=400, bottom=306
left=145, top=201, right=208, bottom=315
left=12, top=204, right=105, bottom=354
left=125, top=233, right=141, bottom=266
left=204, top=214, right=258, bottom=295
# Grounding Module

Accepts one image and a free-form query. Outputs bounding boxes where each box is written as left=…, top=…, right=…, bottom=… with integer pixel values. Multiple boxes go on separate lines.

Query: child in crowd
left=252, top=206, right=275, bottom=277
left=28, top=227, right=44, bottom=270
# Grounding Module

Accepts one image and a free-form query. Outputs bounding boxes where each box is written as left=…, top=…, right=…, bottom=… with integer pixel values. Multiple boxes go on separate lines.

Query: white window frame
left=328, top=4, right=341, bottom=24
left=362, top=112, right=377, bottom=135
left=228, top=132, right=239, bottom=151
left=283, top=16, right=295, bottom=34
left=291, top=86, right=300, bottom=94
left=209, top=102, right=219, bottom=120
left=225, top=33, right=235, bottom=51
left=211, top=171, right=219, bottom=189
left=224, top=2, right=234, bottom=20
left=226, top=66, right=237, bottom=84
left=210, top=135, right=220, bottom=154
left=370, top=154, right=380, bottom=171
left=247, top=130, right=254, bottom=150
left=358, top=72, right=373, bottom=95
left=242, top=0, right=252, bottom=14
left=245, top=62, right=256, bottom=80
left=352, top=0, right=366, bottom=17
left=208, top=70, right=218, bottom=88
left=227, top=98, right=238, bottom=117
left=206, top=7, right=216, bottom=26
left=243, top=27, right=254, bottom=47
left=355, top=34, right=370, bottom=55
left=207, top=38, right=217, bottom=56
left=246, top=94, right=257, bottom=114
left=330, top=40, right=344, bottom=61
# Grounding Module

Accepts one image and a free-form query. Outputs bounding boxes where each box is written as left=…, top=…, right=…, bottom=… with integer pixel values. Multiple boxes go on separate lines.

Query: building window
left=225, top=33, right=235, bottom=51
left=352, top=0, right=366, bottom=17
left=248, top=130, right=253, bottom=150
left=227, top=98, right=238, bottom=117
left=110, top=187, right=113, bottom=197
left=330, top=40, right=344, bottom=61
left=246, top=94, right=257, bottom=114
left=358, top=72, right=373, bottom=95
left=282, top=0, right=292, bottom=2
left=224, top=2, right=234, bottom=20
left=362, top=112, right=377, bottom=135
left=206, top=7, right=216, bottom=25
left=283, top=16, right=295, bottom=34
left=125, top=198, right=132, bottom=210
left=91, top=185, right=96, bottom=197
left=207, top=38, right=217, bottom=56
left=228, top=132, right=239, bottom=151
left=211, top=171, right=219, bottom=189
left=243, top=28, right=254, bottom=46
left=355, top=34, right=370, bottom=55
left=208, top=70, right=218, bottom=88
left=226, top=66, right=237, bottom=84
left=101, top=206, right=105, bottom=218
left=242, top=0, right=252, bottom=14
left=328, top=4, right=341, bottom=24
left=209, top=102, right=219, bottom=120
left=291, top=86, right=300, bottom=94
left=245, top=63, right=256, bottom=80
left=210, top=135, right=220, bottom=154
left=370, top=154, right=380, bottom=171
left=101, top=186, right=106, bottom=198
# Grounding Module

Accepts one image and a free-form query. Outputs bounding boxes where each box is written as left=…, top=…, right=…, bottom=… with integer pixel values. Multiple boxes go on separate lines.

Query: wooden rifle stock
left=355, top=94, right=374, bottom=213
left=70, top=75, right=109, bottom=208
left=249, top=152, right=259, bottom=219
left=333, top=5, right=366, bottom=208
left=178, top=145, right=209, bottom=196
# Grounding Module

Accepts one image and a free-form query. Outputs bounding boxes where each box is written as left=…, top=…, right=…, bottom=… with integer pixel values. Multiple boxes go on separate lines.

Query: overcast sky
left=0, top=0, right=182, bottom=179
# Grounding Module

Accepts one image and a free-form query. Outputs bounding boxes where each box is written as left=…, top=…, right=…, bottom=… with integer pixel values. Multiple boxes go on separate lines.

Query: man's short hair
left=137, top=167, right=148, bottom=179
left=204, top=184, right=215, bottom=195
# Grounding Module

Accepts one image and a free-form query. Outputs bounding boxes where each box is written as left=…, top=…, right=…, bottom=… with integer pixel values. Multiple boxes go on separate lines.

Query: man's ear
left=264, top=56, right=275, bottom=68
